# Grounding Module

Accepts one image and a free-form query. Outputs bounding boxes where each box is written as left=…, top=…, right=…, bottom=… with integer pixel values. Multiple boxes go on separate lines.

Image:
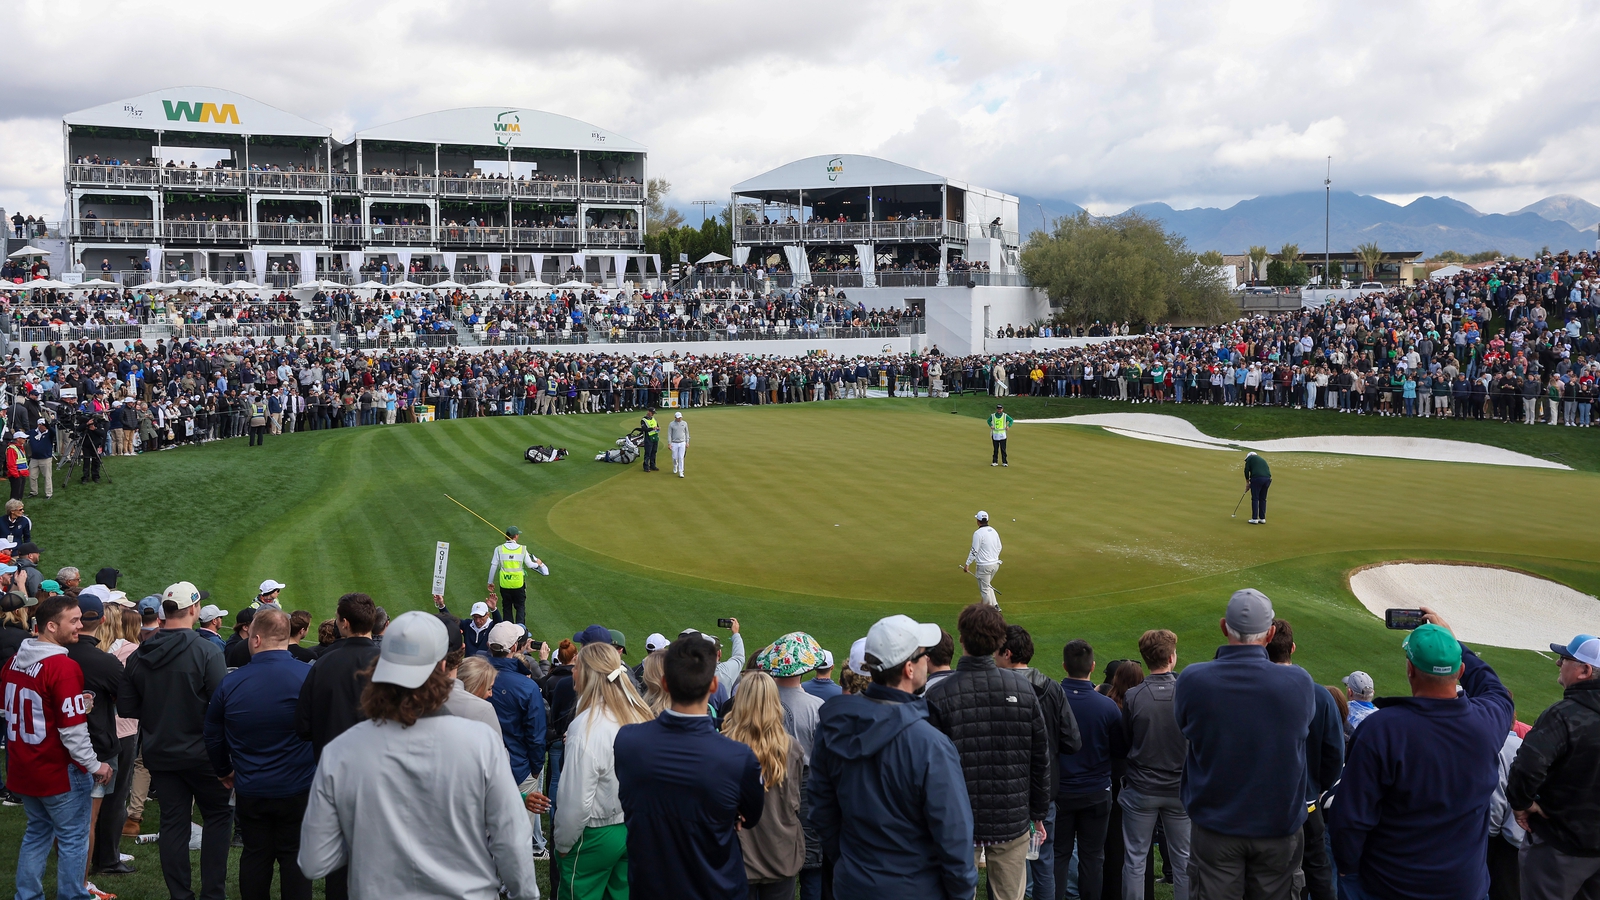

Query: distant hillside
left=1117, top=191, right=1594, bottom=258
left=1016, top=195, right=1085, bottom=237
left=1517, top=194, right=1600, bottom=233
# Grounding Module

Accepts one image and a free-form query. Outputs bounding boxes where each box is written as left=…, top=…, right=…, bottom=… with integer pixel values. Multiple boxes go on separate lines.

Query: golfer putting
left=1244, top=450, right=1272, bottom=524
left=988, top=404, right=1013, bottom=466
left=962, top=510, right=1002, bottom=607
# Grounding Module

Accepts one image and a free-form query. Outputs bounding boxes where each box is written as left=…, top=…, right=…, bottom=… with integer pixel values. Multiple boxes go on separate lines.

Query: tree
left=645, top=177, right=684, bottom=234
left=1196, top=250, right=1225, bottom=267
left=1020, top=211, right=1235, bottom=325
left=1247, top=245, right=1269, bottom=283
left=643, top=203, right=731, bottom=267
left=1355, top=241, right=1384, bottom=282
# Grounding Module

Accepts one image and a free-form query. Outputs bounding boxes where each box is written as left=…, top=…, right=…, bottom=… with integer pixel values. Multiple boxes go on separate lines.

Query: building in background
left=62, top=88, right=656, bottom=286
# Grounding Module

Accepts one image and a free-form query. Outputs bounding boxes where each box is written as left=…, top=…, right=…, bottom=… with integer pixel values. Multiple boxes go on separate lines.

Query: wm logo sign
left=162, top=100, right=241, bottom=124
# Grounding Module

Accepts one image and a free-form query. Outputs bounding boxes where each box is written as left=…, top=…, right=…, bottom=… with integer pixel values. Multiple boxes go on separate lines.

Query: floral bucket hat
left=755, top=631, right=824, bottom=678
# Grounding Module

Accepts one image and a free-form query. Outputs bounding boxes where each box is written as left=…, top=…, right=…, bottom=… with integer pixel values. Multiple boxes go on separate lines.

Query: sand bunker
left=1348, top=563, right=1600, bottom=652
left=1021, top=413, right=1568, bottom=469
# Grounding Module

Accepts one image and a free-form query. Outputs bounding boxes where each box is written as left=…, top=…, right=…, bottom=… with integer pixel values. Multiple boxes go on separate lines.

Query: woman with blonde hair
left=722, top=671, right=805, bottom=899
left=554, top=640, right=653, bottom=900
left=639, top=650, right=668, bottom=714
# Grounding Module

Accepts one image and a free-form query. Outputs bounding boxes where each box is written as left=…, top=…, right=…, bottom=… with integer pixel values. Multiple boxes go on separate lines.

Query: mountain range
left=1014, top=191, right=1600, bottom=259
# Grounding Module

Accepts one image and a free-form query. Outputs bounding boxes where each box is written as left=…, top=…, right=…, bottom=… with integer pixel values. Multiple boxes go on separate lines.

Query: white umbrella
left=22, top=278, right=69, bottom=289
left=468, top=279, right=504, bottom=290
left=696, top=252, right=732, bottom=264
left=512, top=279, right=553, bottom=289
left=75, top=278, right=119, bottom=288
left=0, top=282, right=29, bottom=291
left=7, top=246, right=51, bottom=259
left=355, top=280, right=388, bottom=290
left=433, top=279, right=466, bottom=289
left=128, top=280, right=166, bottom=291
left=224, top=280, right=262, bottom=291
left=388, top=279, right=424, bottom=290
left=184, top=277, right=221, bottom=289
left=556, top=280, right=590, bottom=289
left=293, top=278, right=337, bottom=291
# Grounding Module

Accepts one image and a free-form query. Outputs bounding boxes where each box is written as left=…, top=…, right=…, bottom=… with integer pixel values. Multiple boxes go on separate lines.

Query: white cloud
left=4, top=0, right=1600, bottom=222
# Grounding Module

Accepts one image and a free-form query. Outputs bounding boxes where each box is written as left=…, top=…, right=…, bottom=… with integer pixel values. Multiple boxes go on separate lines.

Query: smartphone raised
left=1385, top=608, right=1427, bottom=630
left=717, top=617, right=734, bottom=629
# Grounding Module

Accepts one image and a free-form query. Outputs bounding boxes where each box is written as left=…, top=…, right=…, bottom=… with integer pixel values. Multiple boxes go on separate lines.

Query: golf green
left=29, top=396, right=1600, bottom=715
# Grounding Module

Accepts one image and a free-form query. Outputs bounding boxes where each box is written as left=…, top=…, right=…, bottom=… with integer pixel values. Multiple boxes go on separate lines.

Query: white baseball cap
left=975, top=510, right=989, bottom=521
left=487, top=621, right=523, bottom=651
left=863, top=614, right=942, bottom=672
left=847, top=637, right=868, bottom=676
left=674, top=411, right=683, bottom=418
left=817, top=649, right=834, bottom=669
left=470, top=601, right=490, bottom=617
left=258, top=579, right=287, bottom=594
left=162, top=581, right=204, bottom=611
left=372, top=611, right=449, bottom=688
left=197, top=604, right=229, bottom=623
left=645, top=632, right=670, bottom=653
left=11, top=432, right=24, bottom=440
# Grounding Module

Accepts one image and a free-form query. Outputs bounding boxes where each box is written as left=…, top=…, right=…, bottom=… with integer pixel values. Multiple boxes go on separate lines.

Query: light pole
left=1324, top=157, right=1332, bottom=289
left=691, top=200, right=718, bottom=227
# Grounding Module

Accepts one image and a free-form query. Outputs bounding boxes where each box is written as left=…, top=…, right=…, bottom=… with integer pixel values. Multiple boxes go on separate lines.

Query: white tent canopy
left=129, top=280, right=167, bottom=290
left=468, top=279, right=503, bottom=290
left=7, top=246, right=51, bottom=259
left=512, top=279, right=552, bottom=289
left=354, top=107, right=646, bottom=154
left=433, top=279, right=466, bottom=289
left=696, top=252, right=732, bottom=264
left=354, top=280, right=388, bottom=289
left=388, top=279, right=424, bottom=289
left=75, top=278, right=119, bottom=288
left=556, top=280, right=590, bottom=288
left=224, top=280, right=262, bottom=291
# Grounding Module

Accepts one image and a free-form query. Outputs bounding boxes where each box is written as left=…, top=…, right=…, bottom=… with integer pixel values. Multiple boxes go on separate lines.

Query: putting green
left=550, top=403, right=1600, bottom=608
left=29, top=396, right=1600, bottom=713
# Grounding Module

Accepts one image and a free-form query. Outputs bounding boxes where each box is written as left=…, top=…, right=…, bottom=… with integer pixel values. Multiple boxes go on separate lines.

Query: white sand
left=1021, top=412, right=1569, bottom=469
left=1348, top=563, right=1600, bottom=652
left=1101, top=427, right=1237, bottom=452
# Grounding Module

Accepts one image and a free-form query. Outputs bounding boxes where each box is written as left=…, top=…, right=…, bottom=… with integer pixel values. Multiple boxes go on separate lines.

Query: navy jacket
left=1174, top=643, right=1330, bottom=837
left=1327, top=649, right=1513, bottom=900
left=461, top=617, right=496, bottom=657
left=487, top=654, right=546, bottom=783
left=203, top=649, right=315, bottom=797
left=1058, top=677, right=1126, bottom=796
left=615, top=711, right=764, bottom=900
left=1304, top=674, right=1344, bottom=802
left=803, top=676, right=843, bottom=701
left=808, top=683, right=975, bottom=900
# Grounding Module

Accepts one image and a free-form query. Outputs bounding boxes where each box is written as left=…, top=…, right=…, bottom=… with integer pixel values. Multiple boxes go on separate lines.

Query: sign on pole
left=432, top=541, right=450, bottom=596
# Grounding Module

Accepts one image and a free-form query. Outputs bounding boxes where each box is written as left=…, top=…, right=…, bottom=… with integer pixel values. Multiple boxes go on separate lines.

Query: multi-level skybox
left=63, top=87, right=656, bottom=286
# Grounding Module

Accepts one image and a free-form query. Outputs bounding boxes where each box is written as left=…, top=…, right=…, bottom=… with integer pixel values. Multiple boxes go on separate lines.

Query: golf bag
left=596, top=428, right=644, bottom=464
left=525, top=445, right=568, bottom=463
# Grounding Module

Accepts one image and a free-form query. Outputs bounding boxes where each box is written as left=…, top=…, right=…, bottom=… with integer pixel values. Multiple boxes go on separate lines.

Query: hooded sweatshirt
left=808, top=683, right=976, bottom=900
left=3, top=638, right=99, bottom=795
left=116, top=626, right=227, bottom=771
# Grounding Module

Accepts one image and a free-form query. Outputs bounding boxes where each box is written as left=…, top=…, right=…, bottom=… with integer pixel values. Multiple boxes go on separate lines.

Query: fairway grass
left=26, top=395, right=1600, bottom=718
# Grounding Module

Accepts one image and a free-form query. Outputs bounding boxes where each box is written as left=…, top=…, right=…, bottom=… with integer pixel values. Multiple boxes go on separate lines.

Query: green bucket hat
left=756, top=632, right=824, bottom=678
left=1404, top=623, right=1462, bottom=675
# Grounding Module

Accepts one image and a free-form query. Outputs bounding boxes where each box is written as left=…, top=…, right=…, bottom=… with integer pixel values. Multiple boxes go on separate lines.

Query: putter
left=1231, top=487, right=1249, bottom=518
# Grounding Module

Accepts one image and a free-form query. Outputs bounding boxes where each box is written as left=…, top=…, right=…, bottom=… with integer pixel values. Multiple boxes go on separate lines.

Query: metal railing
left=605, top=322, right=925, bottom=343
left=72, top=218, right=157, bottom=240
left=162, top=221, right=248, bottom=241
left=365, top=224, right=434, bottom=245
left=441, top=178, right=510, bottom=199
left=584, top=229, right=641, bottom=247
left=478, top=331, right=589, bottom=346
left=960, top=271, right=1030, bottom=287
left=162, top=168, right=250, bottom=190
left=362, top=175, right=437, bottom=195
left=875, top=270, right=941, bottom=287
left=330, top=174, right=359, bottom=192
left=248, top=171, right=329, bottom=192
left=437, top=225, right=509, bottom=246
left=734, top=224, right=801, bottom=244
left=68, top=164, right=163, bottom=187
left=511, top=226, right=582, bottom=247
left=580, top=182, right=644, bottom=201
left=805, top=272, right=864, bottom=288
left=330, top=223, right=364, bottom=244
left=510, top=181, right=581, bottom=201
left=14, top=324, right=143, bottom=342
left=735, top=220, right=952, bottom=244
left=254, top=222, right=326, bottom=243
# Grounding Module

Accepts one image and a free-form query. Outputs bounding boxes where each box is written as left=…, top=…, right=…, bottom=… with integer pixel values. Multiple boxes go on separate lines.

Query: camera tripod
left=58, top=428, right=109, bottom=487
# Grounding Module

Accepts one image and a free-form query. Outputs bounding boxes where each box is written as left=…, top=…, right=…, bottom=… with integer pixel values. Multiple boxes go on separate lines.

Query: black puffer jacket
left=1506, top=679, right=1600, bottom=855
left=925, top=654, right=1052, bottom=843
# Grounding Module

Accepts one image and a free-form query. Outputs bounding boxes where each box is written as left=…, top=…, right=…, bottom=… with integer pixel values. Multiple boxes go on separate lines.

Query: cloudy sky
left=5, top=0, right=1599, bottom=222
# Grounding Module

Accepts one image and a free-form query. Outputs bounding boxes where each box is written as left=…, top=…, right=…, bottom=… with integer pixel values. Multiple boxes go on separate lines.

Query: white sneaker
left=991, top=462, right=999, bottom=466
left=678, top=473, right=684, bottom=478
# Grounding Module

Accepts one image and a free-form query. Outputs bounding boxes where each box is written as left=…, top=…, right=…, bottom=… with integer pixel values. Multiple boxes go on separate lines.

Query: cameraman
left=78, top=412, right=104, bottom=484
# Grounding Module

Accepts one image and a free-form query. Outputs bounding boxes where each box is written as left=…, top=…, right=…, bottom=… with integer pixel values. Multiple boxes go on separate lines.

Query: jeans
left=1119, top=785, right=1188, bottom=900
left=16, top=765, right=93, bottom=900
left=236, top=792, right=312, bottom=900
left=1055, top=792, right=1112, bottom=900
left=1031, top=801, right=1059, bottom=900
left=150, top=767, right=233, bottom=900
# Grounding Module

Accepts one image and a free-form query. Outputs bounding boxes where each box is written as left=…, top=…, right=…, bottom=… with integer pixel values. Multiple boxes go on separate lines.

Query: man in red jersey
left=4, top=593, right=112, bottom=900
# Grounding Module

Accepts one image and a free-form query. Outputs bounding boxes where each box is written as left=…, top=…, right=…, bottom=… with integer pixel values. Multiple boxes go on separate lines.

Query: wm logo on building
left=162, top=100, right=241, bottom=124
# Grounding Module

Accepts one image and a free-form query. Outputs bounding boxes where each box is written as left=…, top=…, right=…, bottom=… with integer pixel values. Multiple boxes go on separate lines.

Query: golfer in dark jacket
left=616, top=634, right=764, bottom=900
left=1173, top=589, right=1330, bottom=900
left=925, top=604, right=1051, bottom=900
left=116, top=582, right=231, bottom=900
left=1244, top=451, right=1271, bottom=524
left=1327, top=613, right=1514, bottom=900
left=1506, top=633, right=1600, bottom=900
left=810, top=614, right=975, bottom=900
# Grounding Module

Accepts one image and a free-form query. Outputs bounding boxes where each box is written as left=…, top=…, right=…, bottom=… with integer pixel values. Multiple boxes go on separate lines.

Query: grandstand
left=61, top=88, right=657, bottom=288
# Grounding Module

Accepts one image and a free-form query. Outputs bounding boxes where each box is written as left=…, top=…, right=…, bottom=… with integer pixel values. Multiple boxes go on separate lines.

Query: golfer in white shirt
left=667, top=412, right=690, bottom=477
left=962, top=510, right=1002, bottom=607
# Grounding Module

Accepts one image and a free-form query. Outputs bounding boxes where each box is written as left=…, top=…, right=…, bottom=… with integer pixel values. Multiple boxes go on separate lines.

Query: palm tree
left=1248, top=245, right=1269, bottom=283
left=1276, top=243, right=1302, bottom=266
left=1355, top=242, right=1383, bottom=282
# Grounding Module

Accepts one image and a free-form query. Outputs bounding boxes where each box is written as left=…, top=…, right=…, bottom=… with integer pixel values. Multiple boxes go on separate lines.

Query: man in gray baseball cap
left=1173, top=588, right=1333, bottom=900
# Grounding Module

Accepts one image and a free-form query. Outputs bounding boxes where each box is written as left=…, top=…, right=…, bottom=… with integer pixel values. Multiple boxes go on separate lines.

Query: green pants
left=558, top=823, right=629, bottom=900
